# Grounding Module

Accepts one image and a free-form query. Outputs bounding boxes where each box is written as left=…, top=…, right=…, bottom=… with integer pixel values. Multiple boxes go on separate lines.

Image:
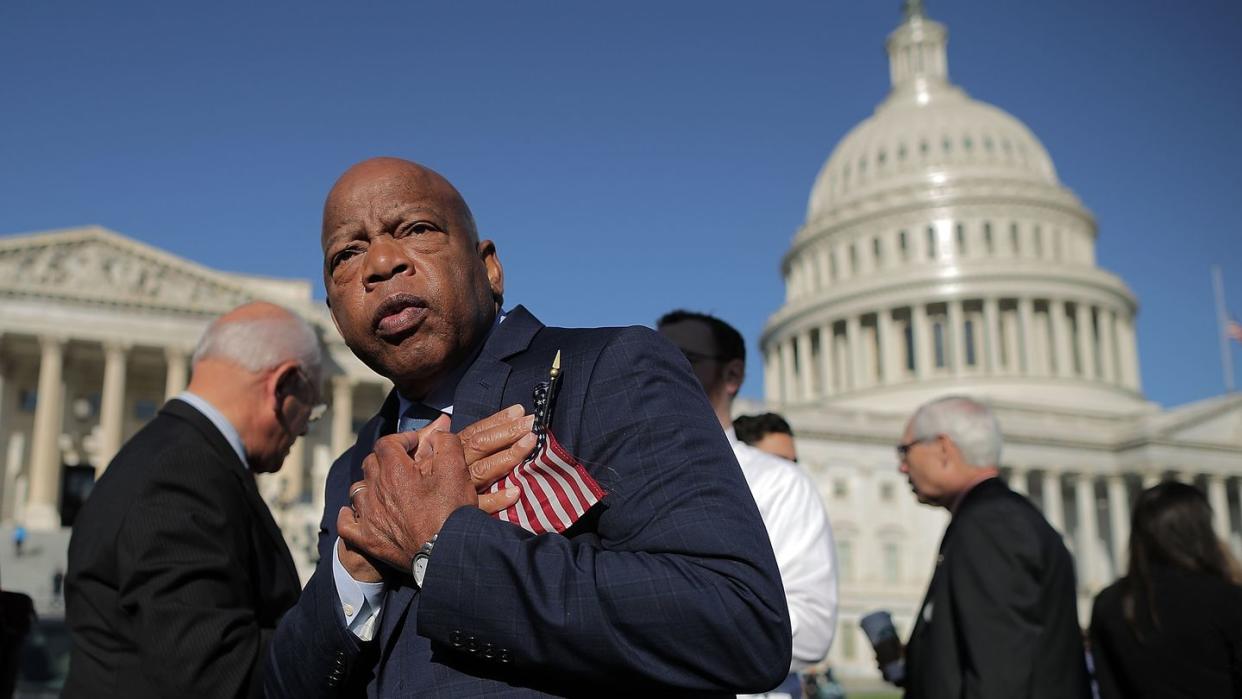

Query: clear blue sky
left=2, top=1, right=1239, bottom=407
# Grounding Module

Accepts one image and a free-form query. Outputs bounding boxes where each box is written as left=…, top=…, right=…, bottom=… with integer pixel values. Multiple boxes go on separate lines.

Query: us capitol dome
left=761, top=0, right=1142, bottom=413
left=751, top=0, right=1242, bottom=682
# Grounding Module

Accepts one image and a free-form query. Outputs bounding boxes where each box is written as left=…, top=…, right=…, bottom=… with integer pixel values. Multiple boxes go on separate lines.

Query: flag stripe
left=489, top=431, right=603, bottom=534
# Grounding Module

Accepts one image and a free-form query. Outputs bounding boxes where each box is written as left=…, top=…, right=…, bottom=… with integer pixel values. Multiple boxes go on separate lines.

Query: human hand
left=340, top=416, right=477, bottom=571
left=335, top=523, right=382, bottom=583
left=457, top=404, right=537, bottom=511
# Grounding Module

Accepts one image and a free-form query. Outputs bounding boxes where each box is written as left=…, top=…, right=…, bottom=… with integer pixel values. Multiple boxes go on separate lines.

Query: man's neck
left=948, top=467, right=1000, bottom=513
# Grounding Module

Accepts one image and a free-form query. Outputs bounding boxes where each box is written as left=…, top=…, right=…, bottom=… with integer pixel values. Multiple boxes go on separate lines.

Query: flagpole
left=1212, top=265, right=1235, bottom=392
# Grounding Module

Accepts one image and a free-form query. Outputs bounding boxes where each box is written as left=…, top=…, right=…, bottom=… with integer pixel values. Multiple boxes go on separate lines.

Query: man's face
left=252, top=365, right=322, bottom=474
left=753, top=432, right=797, bottom=462
left=897, top=424, right=947, bottom=506
left=321, top=160, right=503, bottom=395
left=658, top=319, right=727, bottom=398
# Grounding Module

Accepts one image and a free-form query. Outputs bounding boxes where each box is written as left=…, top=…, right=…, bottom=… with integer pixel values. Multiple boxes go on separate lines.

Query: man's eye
left=330, top=247, right=362, bottom=272
left=402, top=221, right=439, bottom=236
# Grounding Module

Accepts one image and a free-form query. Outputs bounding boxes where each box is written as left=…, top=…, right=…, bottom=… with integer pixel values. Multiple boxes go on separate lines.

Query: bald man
left=65, top=302, right=323, bottom=699
left=265, top=157, right=790, bottom=697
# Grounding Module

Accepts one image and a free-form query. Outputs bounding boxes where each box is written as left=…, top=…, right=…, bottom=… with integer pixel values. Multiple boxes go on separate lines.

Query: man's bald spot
left=215, top=300, right=297, bottom=326
left=321, top=157, right=479, bottom=248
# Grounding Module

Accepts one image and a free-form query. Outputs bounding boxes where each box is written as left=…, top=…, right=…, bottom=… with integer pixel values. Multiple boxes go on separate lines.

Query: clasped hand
left=338, top=405, right=535, bottom=581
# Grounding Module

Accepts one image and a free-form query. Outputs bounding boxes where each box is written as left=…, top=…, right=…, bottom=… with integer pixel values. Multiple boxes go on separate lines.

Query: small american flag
left=1228, top=319, right=1242, bottom=344
left=488, top=350, right=604, bottom=535
left=488, top=429, right=604, bottom=535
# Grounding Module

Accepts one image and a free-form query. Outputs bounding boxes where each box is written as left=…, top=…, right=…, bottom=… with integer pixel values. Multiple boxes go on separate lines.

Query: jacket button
left=499, top=649, right=511, bottom=664
left=482, top=642, right=495, bottom=660
left=450, top=630, right=465, bottom=648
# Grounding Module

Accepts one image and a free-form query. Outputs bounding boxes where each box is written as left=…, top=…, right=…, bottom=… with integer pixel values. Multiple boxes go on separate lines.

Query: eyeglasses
left=680, top=349, right=728, bottom=365
left=290, top=366, right=328, bottom=424
left=896, top=436, right=936, bottom=459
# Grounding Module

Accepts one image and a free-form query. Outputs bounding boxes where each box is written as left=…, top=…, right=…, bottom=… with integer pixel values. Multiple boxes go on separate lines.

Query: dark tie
left=398, top=402, right=444, bottom=433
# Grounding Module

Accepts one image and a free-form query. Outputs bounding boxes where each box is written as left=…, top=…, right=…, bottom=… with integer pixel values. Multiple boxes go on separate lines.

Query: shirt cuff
left=331, top=536, right=386, bottom=640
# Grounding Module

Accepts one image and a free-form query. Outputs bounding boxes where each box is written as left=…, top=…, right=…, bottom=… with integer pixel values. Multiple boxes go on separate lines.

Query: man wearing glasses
left=890, top=395, right=1089, bottom=699
left=65, top=301, right=323, bottom=699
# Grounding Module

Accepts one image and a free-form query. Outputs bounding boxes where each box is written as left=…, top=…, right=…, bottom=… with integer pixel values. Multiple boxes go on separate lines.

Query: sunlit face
left=753, top=432, right=797, bottom=463
left=321, top=159, right=503, bottom=397
left=897, top=424, right=948, bottom=506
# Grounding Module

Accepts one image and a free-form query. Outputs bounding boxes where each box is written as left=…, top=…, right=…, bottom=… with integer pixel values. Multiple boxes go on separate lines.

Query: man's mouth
left=373, top=293, right=430, bottom=339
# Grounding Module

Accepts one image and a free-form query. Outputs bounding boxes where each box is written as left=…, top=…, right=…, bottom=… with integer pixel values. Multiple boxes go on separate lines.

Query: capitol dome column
left=983, top=298, right=1002, bottom=374
left=1098, top=310, right=1118, bottom=384
left=1050, top=300, right=1074, bottom=378
left=1075, top=304, right=1096, bottom=379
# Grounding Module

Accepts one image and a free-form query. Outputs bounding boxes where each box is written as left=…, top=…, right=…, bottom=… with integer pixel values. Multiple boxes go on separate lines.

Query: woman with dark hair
left=1089, top=481, right=1242, bottom=698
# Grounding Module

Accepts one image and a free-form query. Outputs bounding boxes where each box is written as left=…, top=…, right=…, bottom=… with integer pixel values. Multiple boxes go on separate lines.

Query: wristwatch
left=411, top=534, right=438, bottom=588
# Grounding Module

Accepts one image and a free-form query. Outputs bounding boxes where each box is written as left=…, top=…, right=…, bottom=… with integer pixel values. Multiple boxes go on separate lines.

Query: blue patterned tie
left=398, top=402, right=444, bottom=433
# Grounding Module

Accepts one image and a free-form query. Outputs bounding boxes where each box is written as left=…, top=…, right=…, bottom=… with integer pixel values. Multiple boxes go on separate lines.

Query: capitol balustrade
left=763, top=294, right=1140, bottom=404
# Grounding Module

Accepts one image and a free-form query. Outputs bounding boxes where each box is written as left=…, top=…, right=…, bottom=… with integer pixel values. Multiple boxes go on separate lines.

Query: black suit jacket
left=1090, top=566, right=1242, bottom=698
left=904, top=478, right=1090, bottom=699
left=266, top=306, right=792, bottom=697
left=64, top=399, right=301, bottom=699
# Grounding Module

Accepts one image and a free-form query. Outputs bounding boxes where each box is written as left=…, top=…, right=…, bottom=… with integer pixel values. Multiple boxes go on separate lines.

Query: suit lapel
left=377, top=307, right=544, bottom=656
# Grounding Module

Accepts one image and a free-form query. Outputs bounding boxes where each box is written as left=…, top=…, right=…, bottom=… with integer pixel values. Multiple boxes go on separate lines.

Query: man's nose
left=898, top=461, right=909, bottom=474
left=363, top=235, right=412, bottom=286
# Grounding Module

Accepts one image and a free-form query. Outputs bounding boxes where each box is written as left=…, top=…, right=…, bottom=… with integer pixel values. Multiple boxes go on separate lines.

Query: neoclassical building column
left=1073, top=472, right=1100, bottom=588
left=96, top=341, right=130, bottom=473
left=1074, top=303, right=1095, bottom=379
left=164, top=347, right=189, bottom=400
left=1017, top=297, right=1035, bottom=374
left=1008, top=466, right=1028, bottom=495
left=983, top=297, right=1002, bottom=374
left=819, top=324, right=836, bottom=397
left=1098, top=308, right=1117, bottom=384
left=877, top=308, right=899, bottom=384
left=1040, top=469, right=1066, bottom=534
left=781, top=338, right=797, bottom=404
left=798, top=331, right=816, bottom=399
left=331, top=375, right=355, bottom=458
left=1050, top=299, right=1074, bottom=378
left=912, top=304, right=932, bottom=379
left=27, top=336, right=66, bottom=530
left=845, top=316, right=863, bottom=390
left=279, top=437, right=306, bottom=506
left=948, top=299, right=965, bottom=376
left=1208, top=474, right=1230, bottom=540
left=763, top=349, right=780, bottom=403
left=1117, top=315, right=1141, bottom=391
left=1106, top=474, right=1130, bottom=573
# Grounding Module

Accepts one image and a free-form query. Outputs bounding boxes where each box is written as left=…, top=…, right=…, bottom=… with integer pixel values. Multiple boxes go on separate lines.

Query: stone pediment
left=0, top=226, right=300, bottom=315
left=1140, top=393, right=1242, bottom=448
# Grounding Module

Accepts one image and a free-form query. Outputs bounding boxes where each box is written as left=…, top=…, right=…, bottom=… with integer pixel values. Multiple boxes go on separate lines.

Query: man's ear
left=268, top=361, right=301, bottom=410
left=479, top=239, right=505, bottom=308
left=723, top=358, right=746, bottom=399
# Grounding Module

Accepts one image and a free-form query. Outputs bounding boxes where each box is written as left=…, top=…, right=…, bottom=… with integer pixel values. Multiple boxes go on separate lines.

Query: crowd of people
left=2, top=157, right=1233, bottom=698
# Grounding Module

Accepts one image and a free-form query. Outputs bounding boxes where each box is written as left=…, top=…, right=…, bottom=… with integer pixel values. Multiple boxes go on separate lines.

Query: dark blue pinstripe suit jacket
left=266, top=306, right=791, bottom=697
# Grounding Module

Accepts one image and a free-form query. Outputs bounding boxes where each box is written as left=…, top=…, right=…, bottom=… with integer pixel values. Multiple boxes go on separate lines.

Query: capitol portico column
left=877, top=308, right=899, bottom=385
left=781, top=338, right=797, bottom=404
left=279, top=437, right=306, bottom=506
left=1041, top=469, right=1066, bottom=534
left=948, top=299, right=966, bottom=376
left=331, top=375, right=355, bottom=458
left=1073, top=472, right=1100, bottom=588
left=96, top=341, right=130, bottom=473
left=1074, top=303, right=1096, bottom=379
left=1208, top=474, right=1230, bottom=540
left=912, top=304, right=932, bottom=379
left=798, top=331, right=816, bottom=399
left=1098, top=308, right=1117, bottom=384
left=819, top=324, right=836, bottom=396
left=1009, top=467, right=1028, bottom=495
left=1050, top=299, right=1074, bottom=378
left=27, top=335, right=66, bottom=530
left=1018, top=298, right=1035, bottom=374
left=1107, top=474, right=1130, bottom=573
left=763, top=349, right=779, bottom=403
left=983, top=297, right=1002, bottom=374
left=164, top=347, right=189, bottom=400
left=845, top=316, right=863, bottom=389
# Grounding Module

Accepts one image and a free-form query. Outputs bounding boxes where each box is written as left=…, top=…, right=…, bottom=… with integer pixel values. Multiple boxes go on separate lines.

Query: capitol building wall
left=0, top=3, right=1239, bottom=686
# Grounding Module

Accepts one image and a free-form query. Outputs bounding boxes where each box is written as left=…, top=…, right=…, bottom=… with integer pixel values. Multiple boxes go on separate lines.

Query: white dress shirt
left=727, top=429, right=839, bottom=673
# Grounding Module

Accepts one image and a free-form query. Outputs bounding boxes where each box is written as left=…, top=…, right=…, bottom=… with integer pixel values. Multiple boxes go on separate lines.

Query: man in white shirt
left=659, top=310, right=839, bottom=698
